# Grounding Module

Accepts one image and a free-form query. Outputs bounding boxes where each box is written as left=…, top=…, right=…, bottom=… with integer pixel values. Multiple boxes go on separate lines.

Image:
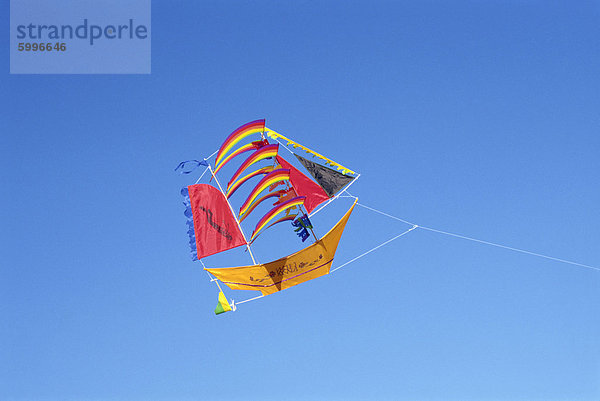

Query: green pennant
left=214, top=291, right=232, bottom=315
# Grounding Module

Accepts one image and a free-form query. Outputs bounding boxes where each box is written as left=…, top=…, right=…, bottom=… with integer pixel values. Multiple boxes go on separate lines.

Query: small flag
left=292, top=214, right=310, bottom=229
left=298, top=229, right=310, bottom=242
left=214, top=291, right=232, bottom=315
left=292, top=214, right=313, bottom=242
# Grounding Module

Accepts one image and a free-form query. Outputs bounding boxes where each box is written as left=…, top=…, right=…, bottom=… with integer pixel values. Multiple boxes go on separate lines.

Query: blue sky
left=2, top=1, right=599, bottom=400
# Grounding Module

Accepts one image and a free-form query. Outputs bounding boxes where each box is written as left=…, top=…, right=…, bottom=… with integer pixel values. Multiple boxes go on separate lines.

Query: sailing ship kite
left=177, top=120, right=600, bottom=315
left=179, top=119, right=359, bottom=314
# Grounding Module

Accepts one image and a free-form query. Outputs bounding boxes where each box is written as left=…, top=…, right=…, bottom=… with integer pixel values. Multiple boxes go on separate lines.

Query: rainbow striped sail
left=238, top=168, right=290, bottom=218
left=250, top=196, right=306, bottom=242
left=226, top=144, right=279, bottom=191
left=238, top=190, right=285, bottom=223
left=215, top=119, right=265, bottom=169
left=214, top=140, right=266, bottom=176
left=226, top=166, right=274, bottom=198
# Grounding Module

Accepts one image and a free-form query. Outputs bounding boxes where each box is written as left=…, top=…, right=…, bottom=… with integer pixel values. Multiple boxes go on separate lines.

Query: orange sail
left=205, top=200, right=357, bottom=296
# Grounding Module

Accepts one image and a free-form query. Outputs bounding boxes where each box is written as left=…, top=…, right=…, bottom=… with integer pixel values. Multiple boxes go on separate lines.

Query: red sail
left=276, top=156, right=329, bottom=213
left=188, top=184, right=246, bottom=259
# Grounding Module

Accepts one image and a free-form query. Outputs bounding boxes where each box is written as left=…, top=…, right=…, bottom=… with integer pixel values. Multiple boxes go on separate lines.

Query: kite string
left=330, top=225, right=419, bottom=273
left=416, top=225, right=600, bottom=272
left=348, top=197, right=417, bottom=227
left=346, top=194, right=600, bottom=273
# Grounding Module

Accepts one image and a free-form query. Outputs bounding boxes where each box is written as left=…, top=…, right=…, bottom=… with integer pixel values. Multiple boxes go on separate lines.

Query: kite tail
left=181, top=187, right=199, bottom=261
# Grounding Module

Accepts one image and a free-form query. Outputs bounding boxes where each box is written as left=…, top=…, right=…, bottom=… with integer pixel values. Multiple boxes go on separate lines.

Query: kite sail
left=276, top=156, right=329, bottom=213
left=178, top=119, right=358, bottom=313
left=183, top=184, right=247, bottom=259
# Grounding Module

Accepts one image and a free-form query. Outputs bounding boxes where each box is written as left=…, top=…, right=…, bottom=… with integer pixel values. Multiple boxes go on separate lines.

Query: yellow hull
left=205, top=200, right=357, bottom=296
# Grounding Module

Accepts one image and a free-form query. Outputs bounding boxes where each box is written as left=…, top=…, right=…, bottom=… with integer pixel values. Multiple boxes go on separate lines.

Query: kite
left=178, top=119, right=359, bottom=314
left=177, top=119, right=600, bottom=316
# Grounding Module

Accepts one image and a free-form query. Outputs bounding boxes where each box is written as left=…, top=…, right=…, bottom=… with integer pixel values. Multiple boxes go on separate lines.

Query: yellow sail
left=205, top=199, right=357, bottom=295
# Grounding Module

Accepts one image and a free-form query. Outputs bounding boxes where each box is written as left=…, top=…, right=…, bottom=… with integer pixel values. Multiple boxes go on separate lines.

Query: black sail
left=294, top=154, right=354, bottom=197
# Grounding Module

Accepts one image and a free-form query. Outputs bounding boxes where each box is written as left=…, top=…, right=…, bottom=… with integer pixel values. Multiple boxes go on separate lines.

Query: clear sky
left=2, top=1, right=599, bottom=400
